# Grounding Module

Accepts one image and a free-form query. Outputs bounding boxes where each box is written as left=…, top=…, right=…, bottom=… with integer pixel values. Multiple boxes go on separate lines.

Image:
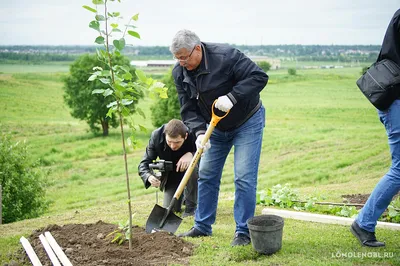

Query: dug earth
left=10, top=221, right=194, bottom=266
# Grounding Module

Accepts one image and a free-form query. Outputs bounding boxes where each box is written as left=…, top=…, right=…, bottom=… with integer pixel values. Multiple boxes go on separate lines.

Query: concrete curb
left=262, top=208, right=400, bottom=230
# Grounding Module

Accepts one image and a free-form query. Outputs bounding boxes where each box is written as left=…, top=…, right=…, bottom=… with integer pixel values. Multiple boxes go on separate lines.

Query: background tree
left=0, top=134, right=49, bottom=224
left=150, top=68, right=181, bottom=127
left=257, top=61, right=271, bottom=72
left=63, top=53, right=141, bottom=136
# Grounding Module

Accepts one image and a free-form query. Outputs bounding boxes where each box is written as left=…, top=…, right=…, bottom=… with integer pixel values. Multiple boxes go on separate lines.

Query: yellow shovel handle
left=173, top=100, right=229, bottom=200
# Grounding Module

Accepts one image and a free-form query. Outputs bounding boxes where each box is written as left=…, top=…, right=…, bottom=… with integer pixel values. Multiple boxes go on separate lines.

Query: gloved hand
left=196, top=134, right=211, bottom=153
left=215, top=95, right=233, bottom=112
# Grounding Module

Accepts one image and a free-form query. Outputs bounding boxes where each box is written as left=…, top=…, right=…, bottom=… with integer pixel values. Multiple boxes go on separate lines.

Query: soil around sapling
left=15, top=221, right=194, bottom=266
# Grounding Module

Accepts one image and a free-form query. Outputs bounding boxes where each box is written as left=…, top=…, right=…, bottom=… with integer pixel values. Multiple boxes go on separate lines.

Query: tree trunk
left=101, top=120, right=109, bottom=136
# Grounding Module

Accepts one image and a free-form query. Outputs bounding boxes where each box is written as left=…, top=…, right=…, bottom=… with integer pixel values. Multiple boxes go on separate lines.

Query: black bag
left=356, top=59, right=400, bottom=110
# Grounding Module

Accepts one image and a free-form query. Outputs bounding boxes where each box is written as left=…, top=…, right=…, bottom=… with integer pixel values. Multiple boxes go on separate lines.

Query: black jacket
left=172, top=42, right=269, bottom=136
left=138, top=124, right=196, bottom=189
left=378, top=9, right=400, bottom=65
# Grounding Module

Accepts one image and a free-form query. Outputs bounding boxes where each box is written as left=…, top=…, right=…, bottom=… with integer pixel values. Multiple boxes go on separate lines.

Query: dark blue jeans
left=194, top=106, right=265, bottom=236
left=356, top=100, right=400, bottom=232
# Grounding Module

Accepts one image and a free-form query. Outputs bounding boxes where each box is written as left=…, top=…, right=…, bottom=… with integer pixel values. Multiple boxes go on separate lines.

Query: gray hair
left=169, top=29, right=201, bottom=54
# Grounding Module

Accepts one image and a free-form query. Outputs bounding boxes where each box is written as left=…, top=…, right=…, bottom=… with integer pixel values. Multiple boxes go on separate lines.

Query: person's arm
left=138, top=131, right=160, bottom=189
left=225, top=49, right=269, bottom=105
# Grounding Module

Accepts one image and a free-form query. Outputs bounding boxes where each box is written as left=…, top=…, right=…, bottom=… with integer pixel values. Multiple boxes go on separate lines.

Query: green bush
left=150, top=68, right=181, bottom=127
left=257, top=61, right=271, bottom=72
left=0, top=134, right=49, bottom=223
left=288, top=68, right=297, bottom=75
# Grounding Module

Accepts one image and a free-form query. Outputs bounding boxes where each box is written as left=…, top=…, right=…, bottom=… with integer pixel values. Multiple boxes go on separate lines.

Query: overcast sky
left=1, top=0, right=399, bottom=46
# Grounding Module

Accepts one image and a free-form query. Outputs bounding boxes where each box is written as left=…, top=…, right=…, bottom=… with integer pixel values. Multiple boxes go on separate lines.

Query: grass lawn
left=0, top=64, right=399, bottom=265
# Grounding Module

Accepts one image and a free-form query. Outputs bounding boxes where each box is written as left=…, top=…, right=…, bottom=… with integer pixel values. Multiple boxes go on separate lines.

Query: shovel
left=145, top=100, right=229, bottom=234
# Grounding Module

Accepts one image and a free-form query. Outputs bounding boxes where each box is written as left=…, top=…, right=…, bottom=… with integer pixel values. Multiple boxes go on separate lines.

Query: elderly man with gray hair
left=169, top=29, right=268, bottom=246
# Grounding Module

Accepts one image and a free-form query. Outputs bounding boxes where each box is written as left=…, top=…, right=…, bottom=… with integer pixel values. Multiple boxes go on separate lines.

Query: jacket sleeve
left=226, top=49, right=269, bottom=105
left=138, top=130, right=159, bottom=189
left=173, top=68, right=207, bottom=136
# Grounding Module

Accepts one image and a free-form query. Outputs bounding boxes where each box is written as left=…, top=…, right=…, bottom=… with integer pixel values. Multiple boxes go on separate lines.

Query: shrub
left=0, top=134, right=49, bottom=223
left=257, top=61, right=271, bottom=72
left=150, top=68, right=181, bottom=127
left=288, top=68, right=297, bottom=75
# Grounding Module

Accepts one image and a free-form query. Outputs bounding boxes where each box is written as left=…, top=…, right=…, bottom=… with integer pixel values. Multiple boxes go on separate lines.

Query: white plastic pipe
left=39, top=234, right=61, bottom=266
left=44, top=232, right=73, bottom=266
left=20, top=236, right=43, bottom=266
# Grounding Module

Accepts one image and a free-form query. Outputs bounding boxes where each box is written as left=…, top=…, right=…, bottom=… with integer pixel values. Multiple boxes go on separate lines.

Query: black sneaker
left=231, top=232, right=251, bottom=246
left=177, top=227, right=208, bottom=238
left=350, top=221, right=385, bottom=247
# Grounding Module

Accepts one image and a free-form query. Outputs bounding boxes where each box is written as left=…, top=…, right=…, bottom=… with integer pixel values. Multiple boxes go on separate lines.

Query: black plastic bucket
left=247, top=215, right=284, bottom=255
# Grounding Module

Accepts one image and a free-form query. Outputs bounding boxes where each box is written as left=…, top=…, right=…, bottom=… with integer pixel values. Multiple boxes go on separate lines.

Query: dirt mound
left=16, top=221, right=194, bottom=266
left=342, top=193, right=370, bottom=206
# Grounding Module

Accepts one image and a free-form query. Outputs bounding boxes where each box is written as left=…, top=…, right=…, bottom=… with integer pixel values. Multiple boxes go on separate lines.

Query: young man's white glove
left=215, top=95, right=233, bottom=112
left=196, top=134, right=211, bottom=152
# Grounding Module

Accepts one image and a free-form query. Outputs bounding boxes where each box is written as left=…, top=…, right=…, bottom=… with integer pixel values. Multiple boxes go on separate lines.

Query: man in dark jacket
left=170, top=29, right=268, bottom=246
left=350, top=9, right=400, bottom=248
left=138, top=119, right=198, bottom=217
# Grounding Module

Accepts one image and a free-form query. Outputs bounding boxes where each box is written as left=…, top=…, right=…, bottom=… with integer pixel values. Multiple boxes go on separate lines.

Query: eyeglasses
left=173, top=46, right=196, bottom=63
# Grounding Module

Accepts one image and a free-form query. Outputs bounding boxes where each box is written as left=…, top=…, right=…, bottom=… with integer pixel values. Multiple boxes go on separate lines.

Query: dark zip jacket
left=172, top=42, right=269, bottom=136
left=378, top=9, right=400, bottom=65
left=138, top=124, right=196, bottom=190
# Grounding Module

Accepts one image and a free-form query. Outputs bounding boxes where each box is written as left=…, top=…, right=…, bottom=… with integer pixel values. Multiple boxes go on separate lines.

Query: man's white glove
left=196, top=134, right=211, bottom=153
left=215, top=95, right=233, bottom=112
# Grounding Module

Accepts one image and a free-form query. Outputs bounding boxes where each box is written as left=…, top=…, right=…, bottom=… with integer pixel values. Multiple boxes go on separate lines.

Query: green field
left=0, top=63, right=399, bottom=265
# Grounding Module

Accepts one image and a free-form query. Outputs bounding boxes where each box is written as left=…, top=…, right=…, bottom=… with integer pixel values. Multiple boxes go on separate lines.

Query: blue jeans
left=194, top=106, right=265, bottom=236
left=356, top=100, right=400, bottom=232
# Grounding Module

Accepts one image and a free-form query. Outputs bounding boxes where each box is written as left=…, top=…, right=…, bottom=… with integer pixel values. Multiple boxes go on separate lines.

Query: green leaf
left=82, top=5, right=97, bottom=13
left=92, top=0, right=104, bottom=4
left=115, top=82, right=127, bottom=92
left=115, top=50, right=121, bottom=56
left=136, top=107, right=145, bottom=118
left=123, top=72, right=133, bottom=81
left=95, top=15, right=105, bottom=21
left=103, top=88, right=113, bottom=97
left=125, top=25, right=137, bottom=29
left=106, top=107, right=114, bottom=118
left=112, top=28, right=122, bottom=33
left=135, top=69, right=147, bottom=83
left=121, top=99, right=133, bottom=106
left=99, top=78, right=110, bottom=84
left=92, top=89, right=105, bottom=94
left=88, top=74, right=97, bottom=81
left=132, top=13, right=139, bottom=21
left=113, top=38, right=126, bottom=51
left=138, top=124, right=147, bottom=132
left=107, top=101, right=118, bottom=108
left=110, top=23, right=118, bottom=28
left=121, top=106, right=130, bottom=116
left=92, top=66, right=103, bottom=71
left=94, top=36, right=104, bottom=44
left=109, top=12, right=120, bottom=17
left=119, top=65, right=130, bottom=73
left=128, top=30, right=140, bottom=39
left=89, top=20, right=100, bottom=31
left=115, top=90, right=123, bottom=99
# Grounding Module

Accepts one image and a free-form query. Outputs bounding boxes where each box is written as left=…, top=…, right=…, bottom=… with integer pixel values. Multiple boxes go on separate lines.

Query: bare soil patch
left=13, top=221, right=194, bottom=266
left=342, top=193, right=370, bottom=207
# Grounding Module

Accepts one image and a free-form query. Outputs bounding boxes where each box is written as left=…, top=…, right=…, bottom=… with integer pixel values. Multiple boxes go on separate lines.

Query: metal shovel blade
left=145, top=204, right=182, bottom=234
